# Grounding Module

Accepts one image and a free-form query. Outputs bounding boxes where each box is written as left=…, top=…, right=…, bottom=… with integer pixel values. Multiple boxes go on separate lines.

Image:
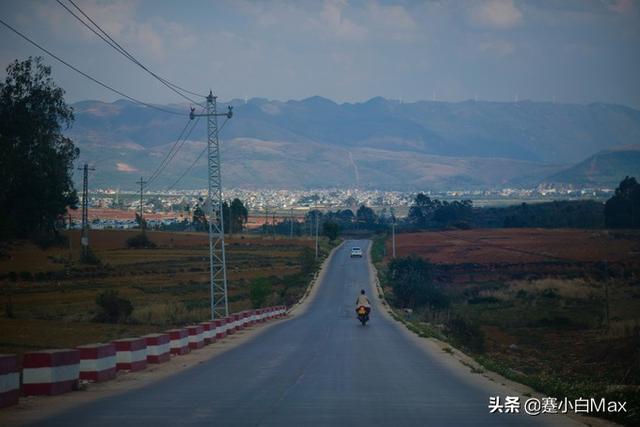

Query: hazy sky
left=1, top=0, right=639, bottom=108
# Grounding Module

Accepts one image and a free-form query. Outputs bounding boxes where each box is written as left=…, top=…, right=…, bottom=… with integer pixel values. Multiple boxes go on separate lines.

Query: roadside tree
left=0, top=57, right=79, bottom=240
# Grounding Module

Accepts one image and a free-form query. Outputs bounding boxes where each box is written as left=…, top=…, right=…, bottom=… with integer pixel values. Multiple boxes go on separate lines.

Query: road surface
left=38, top=240, right=580, bottom=426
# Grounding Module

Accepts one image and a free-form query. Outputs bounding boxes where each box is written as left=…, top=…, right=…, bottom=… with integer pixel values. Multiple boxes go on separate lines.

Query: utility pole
left=290, top=208, right=294, bottom=238
left=190, top=92, right=233, bottom=320
left=392, top=221, right=396, bottom=258
left=136, top=177, right=147, bottom=234
left=264, top=207, right=268, bottom=237
left=78, top=163, right=95, bottom=258
left=272, top=212, right=276, bottom=240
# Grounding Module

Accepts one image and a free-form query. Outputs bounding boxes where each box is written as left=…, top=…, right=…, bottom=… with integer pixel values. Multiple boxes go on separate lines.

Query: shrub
left=386, top=256, right=449, bottom=309
left=299, top=247, right=316, bottom=275
left=249, top=277, right=273, bottom=308
left=94, top=290, right=133, bottom=323
left=125, top=233, right=157, bottom=249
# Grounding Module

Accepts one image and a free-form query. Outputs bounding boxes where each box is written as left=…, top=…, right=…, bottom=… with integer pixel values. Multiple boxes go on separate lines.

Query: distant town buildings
left=69, top=185, right=612, bottom=229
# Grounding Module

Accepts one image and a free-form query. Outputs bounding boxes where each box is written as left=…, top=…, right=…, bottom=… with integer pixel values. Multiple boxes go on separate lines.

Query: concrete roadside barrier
left=0, top=354, right=19, bottom=408
left=186, top=325, right=204, bottom=350
left=113, top=338, right=147, bottom=372
left=167, top=329, right=190, bottom=355
left=240, top=311, right=249, bottom=329
left=254, top=308, right=263, bottom=323
left=77, top=343, right=116, bottom=382
left=224, top=316, right=236, bottom=335
left=22, top=349, right=80, bottom=396
left=234, top=313, right=244, bottom=331
left=199, top=322, right=215, bottom=345
left=143, top=334, right=170, bottom=364
left=279, top=305, right=287, bottom=318
left=214, top=319, right=227, bottom=339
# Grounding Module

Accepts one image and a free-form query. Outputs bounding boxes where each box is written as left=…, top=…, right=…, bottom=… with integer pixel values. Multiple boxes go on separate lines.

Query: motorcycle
left=356, top=305, right=370, bottom=326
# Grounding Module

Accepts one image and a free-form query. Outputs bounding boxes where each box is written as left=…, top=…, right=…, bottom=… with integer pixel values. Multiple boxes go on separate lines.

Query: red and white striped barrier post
left=143, top=334, right=170, bottom=364
left=199, top=322, right=215, bottom=345
left=249, top=310, right=258, bottom=326
left=77, top=343, right=116, bottom=382
left=23, top=349, right=80, bottom=396
left=234, top=313, right=243, bottom=331
left=0, top=354, right=19, bottom=408
left=240, top=311, right=249, bottom=329
left=113, top=338, right=147, bottom=372
left=186, top=325, right=204, bottom=350
left=224, top=316, right=235, bottom=335
left=214, top=319, right=227, bottom=339
left=267, top=307, right=274, bottom=320
left=166, top=329, right=190, bottom=355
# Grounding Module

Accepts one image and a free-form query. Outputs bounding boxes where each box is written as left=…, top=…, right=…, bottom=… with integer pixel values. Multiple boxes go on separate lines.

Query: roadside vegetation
left=372, top=225, right=640, bottom=425
left=0, top=230, right=338, bottom=364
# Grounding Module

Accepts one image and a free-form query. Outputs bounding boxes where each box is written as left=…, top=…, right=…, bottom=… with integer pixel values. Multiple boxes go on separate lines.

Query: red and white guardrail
left=0, top=354, right=19, bottom=408
left=78, top=343, right=116, bottom=382
left=22, top=349, right=80, bottom=396
left=1, top=305, right=287, bottom=408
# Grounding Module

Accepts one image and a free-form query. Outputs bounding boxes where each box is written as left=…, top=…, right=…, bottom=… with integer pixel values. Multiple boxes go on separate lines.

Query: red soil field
left=388, top=229, right=640, bottom=265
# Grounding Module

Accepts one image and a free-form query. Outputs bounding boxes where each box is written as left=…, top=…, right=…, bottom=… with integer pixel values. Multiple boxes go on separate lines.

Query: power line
left=144, top=118, right=192, bottom=186
left=0, top=17, right=186, bottom=116
left=58, top=0, right=205, bottom=105
left=167, top=117, right=230, bottom=190
left=146, top=115, right=201, bottom=188
left=66, top=0, right=205, bottom=101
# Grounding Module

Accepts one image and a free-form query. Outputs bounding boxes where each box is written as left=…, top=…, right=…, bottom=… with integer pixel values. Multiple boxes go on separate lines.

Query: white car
left=350, top=247, right=363, bottom=258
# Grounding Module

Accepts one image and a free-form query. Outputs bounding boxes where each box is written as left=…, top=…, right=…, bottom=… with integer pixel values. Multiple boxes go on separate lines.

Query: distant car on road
left=350, top=247, right=363, bottom=258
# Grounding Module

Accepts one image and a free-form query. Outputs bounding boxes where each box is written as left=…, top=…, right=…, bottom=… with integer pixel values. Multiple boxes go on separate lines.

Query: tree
left=407, top=193, right=440, bottom=228
left=432, top=200, right=473, bottom=228
left=192, top=203, right=208, bottom=231
left=134, top=212, right=147, bottom=230
left=356, top=204, right=376, bottom=224
left=322, top=221, right=340, bottom=241
left=605, top=176, right=640, bottom=228
left=227, top=198, right=248, bottom=234
left=0, top=57, right=79, bottom=239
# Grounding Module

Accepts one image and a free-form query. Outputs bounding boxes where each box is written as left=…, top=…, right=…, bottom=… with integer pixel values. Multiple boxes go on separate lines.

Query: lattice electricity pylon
left=190, top=91, right=233, bottom=320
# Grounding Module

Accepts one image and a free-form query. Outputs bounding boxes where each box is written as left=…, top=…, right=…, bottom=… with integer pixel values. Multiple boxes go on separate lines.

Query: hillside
left=545, top=146, right=640, bottom=187
left=66, top=97, right=640, bottom=190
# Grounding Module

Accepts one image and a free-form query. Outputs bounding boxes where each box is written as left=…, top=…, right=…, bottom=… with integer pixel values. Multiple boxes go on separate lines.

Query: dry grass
left=0, top=229, right=315, bottom=360
left=486, top=278, right=601, bottom=301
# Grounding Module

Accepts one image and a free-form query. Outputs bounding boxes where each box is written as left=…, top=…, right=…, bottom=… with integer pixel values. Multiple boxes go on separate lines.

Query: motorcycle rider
left=355, top=289, right=371, bottom=316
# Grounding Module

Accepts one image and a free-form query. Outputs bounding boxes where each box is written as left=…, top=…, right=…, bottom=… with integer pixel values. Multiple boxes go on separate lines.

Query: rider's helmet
left=361, top=289, right=365, bottom=295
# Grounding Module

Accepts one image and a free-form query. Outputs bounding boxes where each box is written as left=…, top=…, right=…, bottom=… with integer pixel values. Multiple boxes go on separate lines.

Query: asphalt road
left=38, top=240, right=580, bottom=426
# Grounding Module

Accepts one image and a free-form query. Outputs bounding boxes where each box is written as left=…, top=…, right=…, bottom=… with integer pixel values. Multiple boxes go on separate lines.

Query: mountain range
left=67, top=97, right=640, bottom=191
